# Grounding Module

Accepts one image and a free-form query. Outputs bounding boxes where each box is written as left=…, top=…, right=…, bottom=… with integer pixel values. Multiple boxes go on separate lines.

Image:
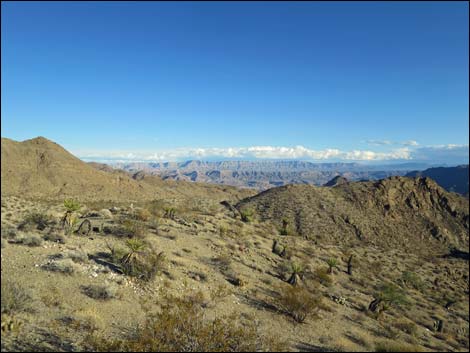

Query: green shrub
left=377, top=283, right=408, bottom=307
left=399, top=271, right=424, bottom=291
left=240, top=208, right=254, bottom=223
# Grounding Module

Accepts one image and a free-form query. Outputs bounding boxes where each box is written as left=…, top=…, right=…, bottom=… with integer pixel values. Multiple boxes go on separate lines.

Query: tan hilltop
left=0, top=136, right=254, bottom=204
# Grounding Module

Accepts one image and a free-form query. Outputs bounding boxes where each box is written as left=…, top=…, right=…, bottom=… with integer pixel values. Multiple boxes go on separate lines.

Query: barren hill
left=237, top=176, right=469, bottom=254
left=0, top=137, right=254, bottom=203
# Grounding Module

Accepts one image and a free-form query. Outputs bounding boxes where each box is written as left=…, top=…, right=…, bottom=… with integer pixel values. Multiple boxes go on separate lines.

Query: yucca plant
left=326, top=258, right=338, bottom=274
left=121, top=239, right=147, bottom=266
left=240, top=208, right=254, bottom=223
left=287, top=262, right=304, bottom=286
left=62, top=199, right=81, bottom=235
left=64, top=199, right=81, bottom=213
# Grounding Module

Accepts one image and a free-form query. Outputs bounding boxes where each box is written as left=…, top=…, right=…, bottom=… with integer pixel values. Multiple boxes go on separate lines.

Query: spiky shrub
left=88, top=292, right=285, bottom=351
left=163, top=207, right=176, bottom=220
left=117, top=239, right=166, bottom=281
left=276, top=285, right=321, bottom=323
left=240, top=208, right=254, bottom=223
left=287, top=262, right=304, bottom=286
left=326, top=257, right=338, bottom=274
left=64, top=199, right=81, bottom=213
left=62, top=199, right=81, bottom=235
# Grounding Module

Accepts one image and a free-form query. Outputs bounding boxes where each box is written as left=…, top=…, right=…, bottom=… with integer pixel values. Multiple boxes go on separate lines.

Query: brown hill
left=237, top=176, right=469, bottom=254
left=1, top=137, right=254, bottom=203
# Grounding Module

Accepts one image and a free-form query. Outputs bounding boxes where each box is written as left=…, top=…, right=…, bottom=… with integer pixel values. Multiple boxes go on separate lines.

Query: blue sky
left=1, top=1, right=469, bottom=163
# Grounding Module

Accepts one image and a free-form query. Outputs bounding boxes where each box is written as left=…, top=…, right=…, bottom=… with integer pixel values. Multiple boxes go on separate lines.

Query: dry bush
left=18, top=211, right=52, bottom=231
left=81, top=284, right=117, bottom=300
left=121, top=219, right=147, bottom=238
left=43, top=232, right=66, bottom=244
left=392, top=319, right=418, bottom=337
left=213, top=253, right=232, bottom=273
left=22, top=234, right=43, bottom=247
left=1, top=226, right=17, bottom=239
left=61, top=308, right=104, bottom=334
left=276, top=284, right=322, bottom=323
left=66, top=249, right=88, bottom=263
left=314, top=267, right=333, bottom=287
left=374, top=340, right=423, bottom=352
left=88, top=292, right=285, bottom=351
left=42, top=258, right=76, bottom=275
left=135, top=208, right=151, bottom=222
left=1, top=278, right=34, bottom=314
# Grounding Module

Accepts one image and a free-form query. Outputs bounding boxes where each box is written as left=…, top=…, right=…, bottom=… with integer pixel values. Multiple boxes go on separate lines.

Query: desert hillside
left=1, top=137, right=254, bottom=204
left=1, top=137, right=469, bottom=352
left=237, top=176, right=469, bottom=254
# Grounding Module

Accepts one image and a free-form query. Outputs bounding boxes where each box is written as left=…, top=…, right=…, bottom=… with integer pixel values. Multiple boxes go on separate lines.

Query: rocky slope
left=237, top=176, right=469, bottom=254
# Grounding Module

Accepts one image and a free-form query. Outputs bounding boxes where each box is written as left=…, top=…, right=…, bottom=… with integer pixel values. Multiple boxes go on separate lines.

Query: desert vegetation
left=1, top=174, right=469, bottom=352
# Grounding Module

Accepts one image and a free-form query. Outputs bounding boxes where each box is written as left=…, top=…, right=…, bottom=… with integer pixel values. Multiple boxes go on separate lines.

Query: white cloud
left=366, top=139, right=419, bottom=147
left=366, top=139, right=393, bottom=146
left=75, top=145, right=419, bottom=162
left=401, top=140, right=419, bottom=146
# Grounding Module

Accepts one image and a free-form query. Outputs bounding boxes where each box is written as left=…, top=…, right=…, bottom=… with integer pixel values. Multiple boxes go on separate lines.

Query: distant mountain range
left=406, top=165, right=469, bottom=197
left=111, top=160, right=430, bottom=190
